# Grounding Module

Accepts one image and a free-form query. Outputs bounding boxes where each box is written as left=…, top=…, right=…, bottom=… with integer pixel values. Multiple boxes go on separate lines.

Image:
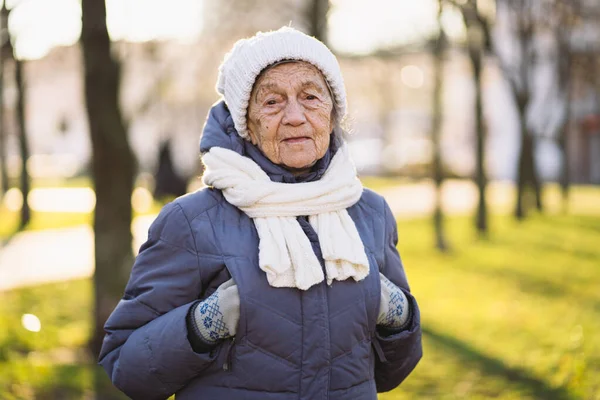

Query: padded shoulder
left=172, top=187, right=225, bottom=221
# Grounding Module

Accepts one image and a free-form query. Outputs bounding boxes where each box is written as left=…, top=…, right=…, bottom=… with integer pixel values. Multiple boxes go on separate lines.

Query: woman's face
left=247, top=61, right=334, bottom=173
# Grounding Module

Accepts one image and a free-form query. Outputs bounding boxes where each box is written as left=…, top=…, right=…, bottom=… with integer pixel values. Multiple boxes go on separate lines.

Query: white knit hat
left=216, top=26, right=347, bottom=139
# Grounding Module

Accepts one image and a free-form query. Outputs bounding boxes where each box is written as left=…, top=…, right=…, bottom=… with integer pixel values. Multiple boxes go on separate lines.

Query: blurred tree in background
left=431, top=0, right=450, bottom=251
left=2, top=1, right=30, bottom=230
left=80, top=0, right=135, bottom=361
left=0, top=2, right=6, bottom=199
left=495, top=0, right=543, bottom=219
left=307, top=0, right=329, bottom=44
left=553, top=0, right=579, bottom=211
left=446, top=0, right=493, bottom=235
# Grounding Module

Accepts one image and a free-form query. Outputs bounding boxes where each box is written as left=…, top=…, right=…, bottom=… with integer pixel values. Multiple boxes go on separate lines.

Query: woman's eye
left=266, top=99, right=277, bottom=105
left=306, top=95, right=317, bottom=100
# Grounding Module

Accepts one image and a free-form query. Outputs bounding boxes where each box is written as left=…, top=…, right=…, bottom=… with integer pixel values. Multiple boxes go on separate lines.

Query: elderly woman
left=99, top=27, right=422, bottom=400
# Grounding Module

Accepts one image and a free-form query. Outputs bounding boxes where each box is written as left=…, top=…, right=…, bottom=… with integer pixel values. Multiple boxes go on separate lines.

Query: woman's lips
left=283, top=137, right=310, bottom=144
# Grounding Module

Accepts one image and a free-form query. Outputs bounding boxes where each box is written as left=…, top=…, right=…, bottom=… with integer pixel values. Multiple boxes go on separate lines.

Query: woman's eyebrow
left=254, top=82, right=280, bottom=102
left=300, top=80, right=326, bottom=94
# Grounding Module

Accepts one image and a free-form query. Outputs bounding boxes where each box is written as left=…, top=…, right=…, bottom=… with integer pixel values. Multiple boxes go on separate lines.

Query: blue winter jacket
left=98, top=101, right=422, bottom=400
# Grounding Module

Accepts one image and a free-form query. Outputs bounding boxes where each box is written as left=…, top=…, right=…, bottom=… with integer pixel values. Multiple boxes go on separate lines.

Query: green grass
left=381, top=213, right=600, bottom=400
left=0, top=280, right=126, bottom=399
left=1, top=187, right=599, bottom=398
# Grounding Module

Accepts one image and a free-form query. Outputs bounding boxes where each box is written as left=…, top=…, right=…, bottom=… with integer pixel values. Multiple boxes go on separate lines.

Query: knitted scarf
left=202, top=144, right=369, bottom=290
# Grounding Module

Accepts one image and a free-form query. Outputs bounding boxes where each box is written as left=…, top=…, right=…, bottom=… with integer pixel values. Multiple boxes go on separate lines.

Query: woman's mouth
left=283, top=137, right=310, bottom=144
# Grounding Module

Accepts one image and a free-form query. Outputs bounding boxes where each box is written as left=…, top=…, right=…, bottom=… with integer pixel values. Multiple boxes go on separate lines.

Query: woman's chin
left=280, top=157, right=317, bottom=172
left=279, top=151, right=318, bottom=171
left=282, top=162, right=314, bottom=171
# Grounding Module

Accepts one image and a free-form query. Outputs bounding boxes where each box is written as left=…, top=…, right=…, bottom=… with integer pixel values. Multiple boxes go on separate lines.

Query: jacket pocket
left=220, top=336, right=235, bottom=372
left=371, top=338, right=388, bottom=363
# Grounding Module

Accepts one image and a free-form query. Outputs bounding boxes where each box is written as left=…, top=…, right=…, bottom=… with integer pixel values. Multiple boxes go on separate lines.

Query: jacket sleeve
left=374, top=199, right=423, bottom=392
left=98, top=201, right=224, bottom=400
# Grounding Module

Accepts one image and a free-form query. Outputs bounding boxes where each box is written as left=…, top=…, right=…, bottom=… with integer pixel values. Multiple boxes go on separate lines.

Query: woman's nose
left=281, top=99, right=307, bottom=126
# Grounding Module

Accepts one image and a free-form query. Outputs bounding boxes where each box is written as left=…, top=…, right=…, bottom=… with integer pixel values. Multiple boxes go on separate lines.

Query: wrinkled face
left=247, top=61, right=334, bottom=173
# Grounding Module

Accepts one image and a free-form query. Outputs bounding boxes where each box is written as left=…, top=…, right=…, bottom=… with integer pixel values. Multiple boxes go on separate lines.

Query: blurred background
left=0, top=0, right=599, bottom=398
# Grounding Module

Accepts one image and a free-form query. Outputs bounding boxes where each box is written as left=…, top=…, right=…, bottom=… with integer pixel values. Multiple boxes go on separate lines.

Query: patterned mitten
left=377, top=273, right=411, bottom=330
left=193, top=279, right=240, bottom=344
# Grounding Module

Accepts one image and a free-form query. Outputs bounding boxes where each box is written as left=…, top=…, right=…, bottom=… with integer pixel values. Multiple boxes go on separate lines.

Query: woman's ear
left=247, top=126, right=258, bottom=145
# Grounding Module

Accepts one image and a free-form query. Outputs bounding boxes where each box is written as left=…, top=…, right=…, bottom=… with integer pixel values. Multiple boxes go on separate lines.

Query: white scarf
left=201, top=144, right=370, bottom=290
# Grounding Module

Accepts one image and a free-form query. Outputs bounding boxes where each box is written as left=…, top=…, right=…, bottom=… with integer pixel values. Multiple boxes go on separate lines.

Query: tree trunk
left=2, top=4, right=30, bottom=225
left=515, top=104, right=536, bottom=219
left=531, top=137, right=542, bottom=212
left=556, top=48, right=573, bottom=213
left=0, top=78, right=7, bottom=197
left=432, top=1, right=449, bottom=251
left=557, top=131, right=569, bottom=212
left=0, top=3, right=7, bottom=197
left=307, top=0, right=329, bottom=44
left=468, top=29, right=488, bottom=235
left=81, top=0, right=135, bottom=360
left=15, top=59, right=30, bottom=229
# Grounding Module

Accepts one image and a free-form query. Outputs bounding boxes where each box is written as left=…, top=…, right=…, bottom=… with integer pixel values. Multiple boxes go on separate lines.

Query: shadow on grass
left=495, top=216, right=600, bottom=262
left=547, top=215, right=600, bottom=234
left=462, top=264, right=599, bottom=312
left=423, top=326, right=574, bottom=400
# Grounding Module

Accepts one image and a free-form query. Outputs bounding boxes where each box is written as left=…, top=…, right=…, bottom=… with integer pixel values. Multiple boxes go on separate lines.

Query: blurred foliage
left=1, top=205, right=599, bottom=398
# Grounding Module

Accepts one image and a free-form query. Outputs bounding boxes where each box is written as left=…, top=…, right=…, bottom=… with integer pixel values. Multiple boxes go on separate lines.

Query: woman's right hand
left=192, top=279, right=240, bottom=343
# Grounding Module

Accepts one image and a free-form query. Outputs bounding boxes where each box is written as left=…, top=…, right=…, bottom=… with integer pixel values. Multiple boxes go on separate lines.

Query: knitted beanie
left=216, top=26, right=347, bottom=139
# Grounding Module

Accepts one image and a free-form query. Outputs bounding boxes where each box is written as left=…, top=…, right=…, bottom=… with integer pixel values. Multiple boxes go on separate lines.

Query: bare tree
left=446, top=0, right=493, bottom=235
left=552, top=0, right=580, bottom=212
left=0, top=2, right=7, bottom=198
left=2, top=3, right=30, bottom=228
left=496, top=0, right=543, bottom=220
left=432, top=0, right=449, bottom=251
left=81, top=0, right=135, bottom=359
left=306, top=0, right=329, bottom=44
left=14, top=56, right=29, bottom=228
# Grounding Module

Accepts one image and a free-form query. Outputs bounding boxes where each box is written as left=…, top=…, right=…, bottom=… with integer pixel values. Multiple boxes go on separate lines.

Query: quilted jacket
left=98, top=101, right=422, bottom=400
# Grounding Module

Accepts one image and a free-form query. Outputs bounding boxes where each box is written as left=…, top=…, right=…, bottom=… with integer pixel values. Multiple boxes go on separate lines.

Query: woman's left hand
left=192, top=279, right=240, bottom=343
left=377, top=273, right=411, bottom=330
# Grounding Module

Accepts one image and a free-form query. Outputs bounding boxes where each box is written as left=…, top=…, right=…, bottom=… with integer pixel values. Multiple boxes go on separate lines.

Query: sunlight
left=3, top=187, right=23, bottom=211
left=8, top=0, right=465, bottom=60
left=9, top=0, right=80, bottom=59
left=28, top=188, right=96, bottom=213
left=400, top=65, right=425, bottom=88
left=106, top=0, right=203, bottom=42
left=21, top=313, right=42, bottom=332
left=131, top=187, right=154, bottom=213
left=329, top=0, right=439, bottom=53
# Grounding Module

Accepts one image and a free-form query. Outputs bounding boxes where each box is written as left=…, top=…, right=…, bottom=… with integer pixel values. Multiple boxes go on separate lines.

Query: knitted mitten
left=192, top=279, right=240, bottom=344
left=377, top=273, right=411, bottom=330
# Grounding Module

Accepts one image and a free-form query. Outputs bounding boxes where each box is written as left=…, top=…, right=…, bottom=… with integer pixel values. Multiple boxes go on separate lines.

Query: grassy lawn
left=383, top=213, right=600, bottom=400
left=0, top=280, right=126, bottom=399
left=1, top=185, right=599, bottom=398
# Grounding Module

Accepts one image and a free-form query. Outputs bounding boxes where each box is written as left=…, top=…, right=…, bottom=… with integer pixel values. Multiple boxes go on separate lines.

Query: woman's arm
left=374, top=200, right=423, bottom=392
left=98, top=201, right=223, bottom=400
